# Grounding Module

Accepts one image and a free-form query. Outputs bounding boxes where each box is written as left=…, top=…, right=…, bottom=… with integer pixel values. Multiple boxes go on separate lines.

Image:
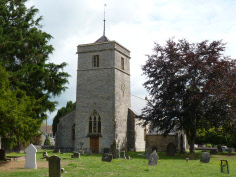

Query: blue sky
left=27, top=0, right=236, bottom=125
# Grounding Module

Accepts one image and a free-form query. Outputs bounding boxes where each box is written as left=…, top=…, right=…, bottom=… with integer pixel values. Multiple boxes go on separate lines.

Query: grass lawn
left=0, top=150, right=235, bottom=177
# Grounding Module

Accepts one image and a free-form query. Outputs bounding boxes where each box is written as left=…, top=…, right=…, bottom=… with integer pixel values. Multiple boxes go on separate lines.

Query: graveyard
left=0, top=149, right=236, bottom=177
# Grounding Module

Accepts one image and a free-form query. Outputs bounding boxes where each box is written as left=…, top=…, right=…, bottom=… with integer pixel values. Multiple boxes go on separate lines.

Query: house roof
left=130, top=95, right=147, bottom=116
left=40, top=125, right=53, bottom=136
left=95, top=35, right=110, bottom=43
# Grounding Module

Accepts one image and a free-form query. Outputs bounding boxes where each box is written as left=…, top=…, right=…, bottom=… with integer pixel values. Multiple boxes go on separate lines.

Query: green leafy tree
left=142, top=38, right=236, bottom=153
left=52, top=101, right=76, bottom=135
left=44, top=135, right=51, bottom=146
left=0, top=0, right=70, bottom=146
left=0, top=64, right=42, bottom=148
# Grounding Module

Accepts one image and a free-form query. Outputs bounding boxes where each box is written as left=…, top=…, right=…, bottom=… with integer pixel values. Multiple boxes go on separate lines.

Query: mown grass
left=1, top=150, right=236, bottom=177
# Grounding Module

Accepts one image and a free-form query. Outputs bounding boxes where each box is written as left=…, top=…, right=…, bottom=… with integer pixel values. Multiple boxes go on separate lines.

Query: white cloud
left=28, top=0, right=236, bottom=125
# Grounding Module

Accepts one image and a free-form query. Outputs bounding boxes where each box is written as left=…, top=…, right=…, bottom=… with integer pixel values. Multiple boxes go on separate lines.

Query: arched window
left=89, top=110, right=101, bottom=134
left=72, top=124, right=75, bottom=140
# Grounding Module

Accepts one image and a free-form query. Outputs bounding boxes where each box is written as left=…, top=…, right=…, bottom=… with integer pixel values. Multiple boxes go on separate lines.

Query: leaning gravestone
left=120, top=151, right=126, bottom=158
left=111, top=139, right=119, bottom=159
left=0, top=149, right=6, bottom=161
left=103, top=148, right=110, bottom=154
left=217, top=145, right=223, bottom=152
left=102, top=153, right=113, bottom=162
left=25, top=144, right=37, bottom=169
left=210, top=149, right=218, bottom=154
left=200, top=152, right=210, bottom=163
left=73, top=152, right=80, bottom=158
left=145, top=147, right=152, bottom=159
left=166, top=143, right=176, bottom=156
left=148, top=150, right=158, bottom=166
left=48, top=155, right=61, bottom=177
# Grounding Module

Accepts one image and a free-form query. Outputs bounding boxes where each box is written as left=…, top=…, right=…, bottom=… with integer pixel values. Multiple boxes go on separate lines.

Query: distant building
left=40, top=125, right=54, bottom=146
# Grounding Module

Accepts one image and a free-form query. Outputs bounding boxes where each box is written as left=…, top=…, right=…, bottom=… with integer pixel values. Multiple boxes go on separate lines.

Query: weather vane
left=103, top=4, right=106, bottom=36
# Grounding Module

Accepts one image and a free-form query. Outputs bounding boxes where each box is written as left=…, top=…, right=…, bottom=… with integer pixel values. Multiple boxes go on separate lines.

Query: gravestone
left=148, top=150, right=158, bottom=166
left=210, top=149, right=218, bottom=154
left=48, top=155, right=61, bottom=177
left=120, top=151, right=126, bottom=158
left=88, top=148, right=93, bottom=155
left=111, top=139, right=118, bottom=159
left=200, top=152, right=210, bottom=163
left=217, top=145, right=223, bottom=152
left=116, top=149, right=120, bottom=159
left=102, top=153, right=113, bottom=162
left=166, top=143, right=176, bottom=156
left=222, top=146, right=226, bottom=152
left=73, top=152, right=80, bottom=158
left=79, top=150, right=84, bottom=155
left=145, top=147, right=152, bottom=159
left=228, top=148, right=232, bottom=154
left=25, top=144, right=37, bottom=169
left=103, top=148, right=110, bottom=154
left=43, top=150, right=48, bottom=158
left=0, top=149, right=6, bottom=161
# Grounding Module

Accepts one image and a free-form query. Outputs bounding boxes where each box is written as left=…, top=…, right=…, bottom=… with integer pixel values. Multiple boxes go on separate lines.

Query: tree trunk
left=189, top=137, right=195, bottom=154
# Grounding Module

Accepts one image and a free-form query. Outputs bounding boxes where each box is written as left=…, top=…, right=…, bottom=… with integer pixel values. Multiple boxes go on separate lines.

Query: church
left=55, top=34, right=187, bottom=153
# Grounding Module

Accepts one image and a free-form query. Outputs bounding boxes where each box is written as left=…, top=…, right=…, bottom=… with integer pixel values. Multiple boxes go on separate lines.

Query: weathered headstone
left=210, top=149, right=218, bottom=154
left=102, top=153, right=113, bottom=162
left=25, top=144, right=37, bottom=169
left=228, top=148, right=232, bottom=154
left=217, top=145, right=223, bottom=152
left=148, top=150, right=158, bottom=166
left=120, top=151, right=126, bottom=158
left=145, top=147, right=152, bottom=159
left=43, top=150, right=48, bottom=158
left=111, top=139, right=118, bottom=159
left=79, top=150, right=84, bottom=155
left=0, top=149, right=6, bottom=161
left=88, top=148, right=93, bottom=155
left=222, top=146, right=226, bottom=152
left=48, top=155, right=61, bottom=177
left=103, top=148, right=110, bottom=154
left=166, top=143, right=176, bottom=156
left=73, top=152, right=80, bottom=158
left=116, top=149, right=120, bottom=159
left=200, top=152, right=210, bottom=163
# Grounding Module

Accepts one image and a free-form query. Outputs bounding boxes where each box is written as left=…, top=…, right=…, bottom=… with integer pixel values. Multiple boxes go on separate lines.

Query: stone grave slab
left=145, top=147, right=152, bottom=159
left=73, top=152, right=80, bottom=158
left=166, top=143, right=176, bottom=156
left=25, top=144, right=37, bottom=169
left=102, top=153, right=113, bottom=162
left=148, top=150, right=158, bottom=166
left=200, top=152, right=210, bottom=163
left=120, top=151, right=126, bottom=158
left=103, top=148, right=110, bottom=154
left=48, top=155, right=61, bottom=177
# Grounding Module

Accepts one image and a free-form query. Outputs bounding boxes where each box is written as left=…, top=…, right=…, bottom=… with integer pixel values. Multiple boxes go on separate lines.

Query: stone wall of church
left=146, top=134, right=177, bottom=152
left=113, top=44, right=130, bottom=150
left=55, top=110, right=75, bottom=150
left=76, top=42, right=117, bottom=152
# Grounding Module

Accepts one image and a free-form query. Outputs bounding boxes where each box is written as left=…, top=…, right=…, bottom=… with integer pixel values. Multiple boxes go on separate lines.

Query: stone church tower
left=75, top=36, right=131, bottom=153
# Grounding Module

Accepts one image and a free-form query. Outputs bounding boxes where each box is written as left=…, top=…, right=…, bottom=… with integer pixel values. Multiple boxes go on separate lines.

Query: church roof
left=130, top=95, right=147, bottom=116
left=95, top=35, right=110, bottom=43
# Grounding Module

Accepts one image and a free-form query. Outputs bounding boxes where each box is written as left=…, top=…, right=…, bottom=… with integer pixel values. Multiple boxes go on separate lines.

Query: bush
left=44, top=136, right=51, bottom=146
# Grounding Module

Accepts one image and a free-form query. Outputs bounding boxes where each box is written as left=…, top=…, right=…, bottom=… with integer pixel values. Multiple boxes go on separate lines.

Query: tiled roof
left=95, top=35, right=110, bottom=43
left=40, top=125, right=53, bottom=135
